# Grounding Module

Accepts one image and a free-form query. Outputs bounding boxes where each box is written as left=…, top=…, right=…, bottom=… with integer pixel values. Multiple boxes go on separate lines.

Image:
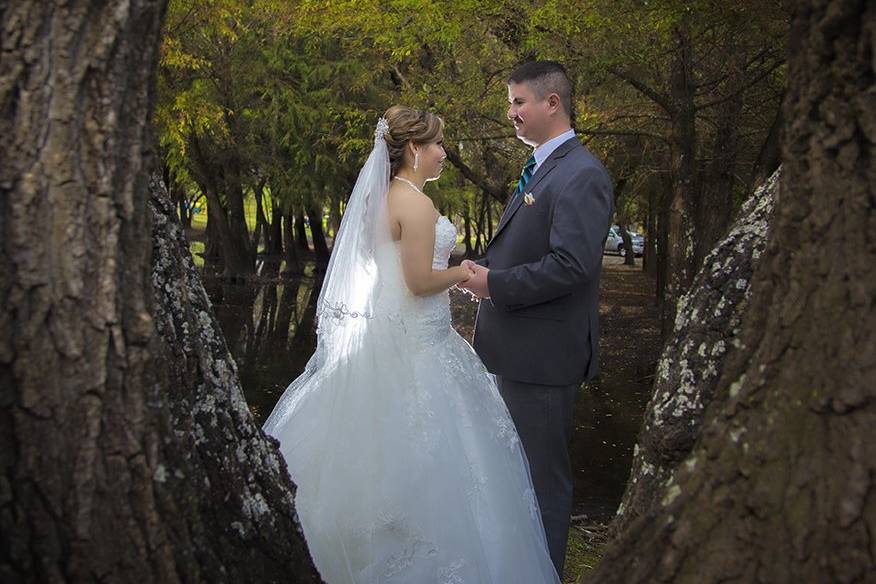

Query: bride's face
left=420, top=135, right=447, bottom=182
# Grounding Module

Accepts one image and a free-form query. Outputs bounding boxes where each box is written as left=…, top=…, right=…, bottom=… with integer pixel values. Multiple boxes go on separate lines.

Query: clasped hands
left=455, top=259, right=490, bottom=300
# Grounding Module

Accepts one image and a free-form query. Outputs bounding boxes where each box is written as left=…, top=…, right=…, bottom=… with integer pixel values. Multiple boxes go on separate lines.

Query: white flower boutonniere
left=523, top=193, right=535, bottom=206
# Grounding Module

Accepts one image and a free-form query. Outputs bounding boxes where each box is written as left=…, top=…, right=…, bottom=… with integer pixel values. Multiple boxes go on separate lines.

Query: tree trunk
left=462, top=200, right=473, bottom=257
left=328, top=193, right=342, bottom=238
left=203, top=199, right=223, bottom=272
left=614, top=177, right=636, bottom=266
left=0, top=3, right=319, bottom=581
left=252, top=178, right=269, bottom=253
left=269, top=198, right=284, bottom=256
left=583, top=2, right=875, bottom=581
left=485, top=192, right=494, bottom=242
left=663, top=22, right=697, bottom=333
left=753, top=105, right=784, bottom=186
left=164, top=162, right=191, bottom=227
left=643, top=186, right=658, bottom=277
left=188, top=131, right=253, bottom=279
left=612, top=168, right=779, bottom=536
left=283, top=212, right=304, bottom=276
left=271, top=277, right=301, bottom=347
left=221, top=156, right=255, bottom=277
left=692, top=46, right=746, bottom=274
left=306, top=205, right=330, bottom=266
left=203, top=186, right=249, bottom=274
left=295, top=210, right=310, bottom=252
left=1, top=4, right=170, bottom=579
left=149, top=176, right=320, bottom=582
left=475, top=191, right=490, bottom=256
left=655, top=180, right=672, bottom=332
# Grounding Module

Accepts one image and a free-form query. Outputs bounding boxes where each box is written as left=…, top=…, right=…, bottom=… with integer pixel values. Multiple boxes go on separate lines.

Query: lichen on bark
left=148, top=174, right=321, bottom=582
left=614, top=168, right=779, bottom=532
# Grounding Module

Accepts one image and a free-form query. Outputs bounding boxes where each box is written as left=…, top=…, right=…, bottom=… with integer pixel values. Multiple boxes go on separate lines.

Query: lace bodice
left=429, top=215, right=458, bottom=269
left=373, top=215, right=457, bottom=348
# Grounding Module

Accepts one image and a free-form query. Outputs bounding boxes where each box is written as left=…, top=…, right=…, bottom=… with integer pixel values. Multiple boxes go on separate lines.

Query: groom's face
left=507, top=81, right=548, bottom=147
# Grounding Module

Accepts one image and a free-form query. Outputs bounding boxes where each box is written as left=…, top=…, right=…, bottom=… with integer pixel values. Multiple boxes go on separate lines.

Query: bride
left=262, top=106, right=561, bottom=584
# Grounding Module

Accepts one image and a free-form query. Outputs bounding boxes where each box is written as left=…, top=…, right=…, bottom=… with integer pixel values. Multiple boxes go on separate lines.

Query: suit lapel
left=489, top=137, right=580, bottom=246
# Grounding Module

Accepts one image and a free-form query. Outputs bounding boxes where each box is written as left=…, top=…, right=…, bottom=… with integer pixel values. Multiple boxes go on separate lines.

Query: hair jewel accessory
left=375, top=117, right=390, bottom=141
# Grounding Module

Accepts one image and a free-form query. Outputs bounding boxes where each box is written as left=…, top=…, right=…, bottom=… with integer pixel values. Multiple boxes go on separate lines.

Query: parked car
left=604, top=225, right=644, bottom=257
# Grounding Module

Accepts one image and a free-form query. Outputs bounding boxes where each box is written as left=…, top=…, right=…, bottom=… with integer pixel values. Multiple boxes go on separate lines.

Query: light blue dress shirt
left=532, top=128, right=577, bottom=174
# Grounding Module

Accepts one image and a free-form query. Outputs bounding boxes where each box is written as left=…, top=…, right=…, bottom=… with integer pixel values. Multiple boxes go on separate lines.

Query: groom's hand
left=460, top=262, right=490, bottom=299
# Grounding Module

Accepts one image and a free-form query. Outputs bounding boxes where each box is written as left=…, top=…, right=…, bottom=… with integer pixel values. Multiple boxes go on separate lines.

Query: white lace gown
left=263, top=216, right=560, bottom=583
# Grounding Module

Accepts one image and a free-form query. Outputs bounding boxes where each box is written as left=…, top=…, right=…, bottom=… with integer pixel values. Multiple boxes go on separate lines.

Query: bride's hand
left=457, top=263, right=476, bottom=284
left=460, top=260, right=478, bottom=280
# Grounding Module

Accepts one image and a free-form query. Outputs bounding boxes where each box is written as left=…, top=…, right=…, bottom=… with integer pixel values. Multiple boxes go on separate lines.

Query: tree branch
left=577, top=127, right=670, bottom=144
left=609, top=67, right=675, bottom=115
left=444, top=147, right=506, bottom=202
left=695, top=58, right=786, bottom=112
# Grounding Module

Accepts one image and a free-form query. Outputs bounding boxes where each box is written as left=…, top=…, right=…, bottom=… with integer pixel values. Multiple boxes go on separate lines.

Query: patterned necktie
left=513, top=154, right=537, bottom=198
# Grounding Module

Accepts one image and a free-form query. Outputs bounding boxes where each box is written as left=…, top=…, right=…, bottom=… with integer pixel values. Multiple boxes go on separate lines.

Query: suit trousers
left=496, top=376, right=579, bottom=578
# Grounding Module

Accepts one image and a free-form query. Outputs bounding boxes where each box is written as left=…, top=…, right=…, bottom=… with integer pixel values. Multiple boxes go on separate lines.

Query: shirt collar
left=533, top=128, right=577, bottom=170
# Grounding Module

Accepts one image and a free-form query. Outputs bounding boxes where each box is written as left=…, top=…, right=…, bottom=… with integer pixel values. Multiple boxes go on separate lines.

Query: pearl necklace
left=393, top=176, right=426, bottom=196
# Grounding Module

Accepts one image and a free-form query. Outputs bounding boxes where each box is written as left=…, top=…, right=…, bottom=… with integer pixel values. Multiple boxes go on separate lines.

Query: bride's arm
left=397, top=194, right=472, bottom=297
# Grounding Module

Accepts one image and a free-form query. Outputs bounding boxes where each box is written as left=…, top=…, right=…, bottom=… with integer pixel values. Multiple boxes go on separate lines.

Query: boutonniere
left=523, top=193, right=535, bottom=206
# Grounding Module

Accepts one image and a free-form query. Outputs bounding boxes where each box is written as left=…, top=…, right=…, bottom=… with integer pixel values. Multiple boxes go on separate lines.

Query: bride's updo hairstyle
left=382, top=105, right=444, bottom=178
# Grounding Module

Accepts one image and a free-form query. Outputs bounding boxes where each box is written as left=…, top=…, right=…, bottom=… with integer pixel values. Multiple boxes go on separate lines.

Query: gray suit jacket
left=472, top=137, right=613, bottom=386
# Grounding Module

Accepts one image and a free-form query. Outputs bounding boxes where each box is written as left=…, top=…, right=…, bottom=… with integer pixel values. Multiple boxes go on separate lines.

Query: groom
left=460, top=60, right=613, bottom=577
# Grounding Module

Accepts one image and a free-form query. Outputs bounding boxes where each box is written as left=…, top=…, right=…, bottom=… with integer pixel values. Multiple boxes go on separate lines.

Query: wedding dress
left=262, top=119, right=560, bottom=584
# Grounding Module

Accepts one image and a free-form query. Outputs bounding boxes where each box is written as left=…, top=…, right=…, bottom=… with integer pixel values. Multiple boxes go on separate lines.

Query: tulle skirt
left=263, top=316, right=560, bottom=584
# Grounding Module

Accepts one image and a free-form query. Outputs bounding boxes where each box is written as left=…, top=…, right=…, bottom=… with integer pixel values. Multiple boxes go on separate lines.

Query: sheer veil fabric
left=262, top=118, right=561, bottom=583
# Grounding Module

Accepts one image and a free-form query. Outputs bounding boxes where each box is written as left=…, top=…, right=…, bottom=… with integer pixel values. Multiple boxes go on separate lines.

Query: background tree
left=583, top=0, right=874, bottom=581
left=0, top=1, right=319, bottom=581
left=157, top=1, right=789, bottom=339
left=612, top=167, right=778, bottom=537
left=530, top=0, right=787, bottom=330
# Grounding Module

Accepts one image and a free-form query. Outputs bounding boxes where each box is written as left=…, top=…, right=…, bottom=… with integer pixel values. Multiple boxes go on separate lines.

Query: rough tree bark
left=612, top=168, right=779, bottom=536
left=1, top=2, right=172, bottom=579
left=0, top=2, right=319, bottom=581
left=149, top=176, right=319, bottom=582
left=583, top=1, right=874, bottom=582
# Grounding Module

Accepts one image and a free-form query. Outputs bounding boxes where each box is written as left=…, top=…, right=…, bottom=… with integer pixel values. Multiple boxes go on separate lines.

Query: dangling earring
left=414, top=151, right=419, bottom=172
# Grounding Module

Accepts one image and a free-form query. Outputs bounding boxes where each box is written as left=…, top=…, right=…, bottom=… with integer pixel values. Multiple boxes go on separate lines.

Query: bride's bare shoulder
left=387, top=183, right=438, bottom=223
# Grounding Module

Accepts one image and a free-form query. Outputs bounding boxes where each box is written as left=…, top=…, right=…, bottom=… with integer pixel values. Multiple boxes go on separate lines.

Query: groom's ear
left=547, top=93, right=562, bottom=115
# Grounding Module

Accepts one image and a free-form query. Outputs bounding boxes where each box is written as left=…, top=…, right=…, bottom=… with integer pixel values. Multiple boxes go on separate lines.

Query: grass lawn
left=188, top=194, right=332, bottom=251
left=189, top=196, right=265, bottom=232
left=186, top=194, right=489, bottom=260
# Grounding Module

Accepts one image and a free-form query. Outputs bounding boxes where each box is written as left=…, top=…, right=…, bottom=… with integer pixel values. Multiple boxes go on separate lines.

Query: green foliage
left=157, top=0, right=787, bottom=235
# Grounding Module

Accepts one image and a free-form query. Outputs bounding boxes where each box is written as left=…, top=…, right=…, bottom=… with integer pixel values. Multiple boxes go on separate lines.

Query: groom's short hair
left=508, top=61, right=573, bottom=120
